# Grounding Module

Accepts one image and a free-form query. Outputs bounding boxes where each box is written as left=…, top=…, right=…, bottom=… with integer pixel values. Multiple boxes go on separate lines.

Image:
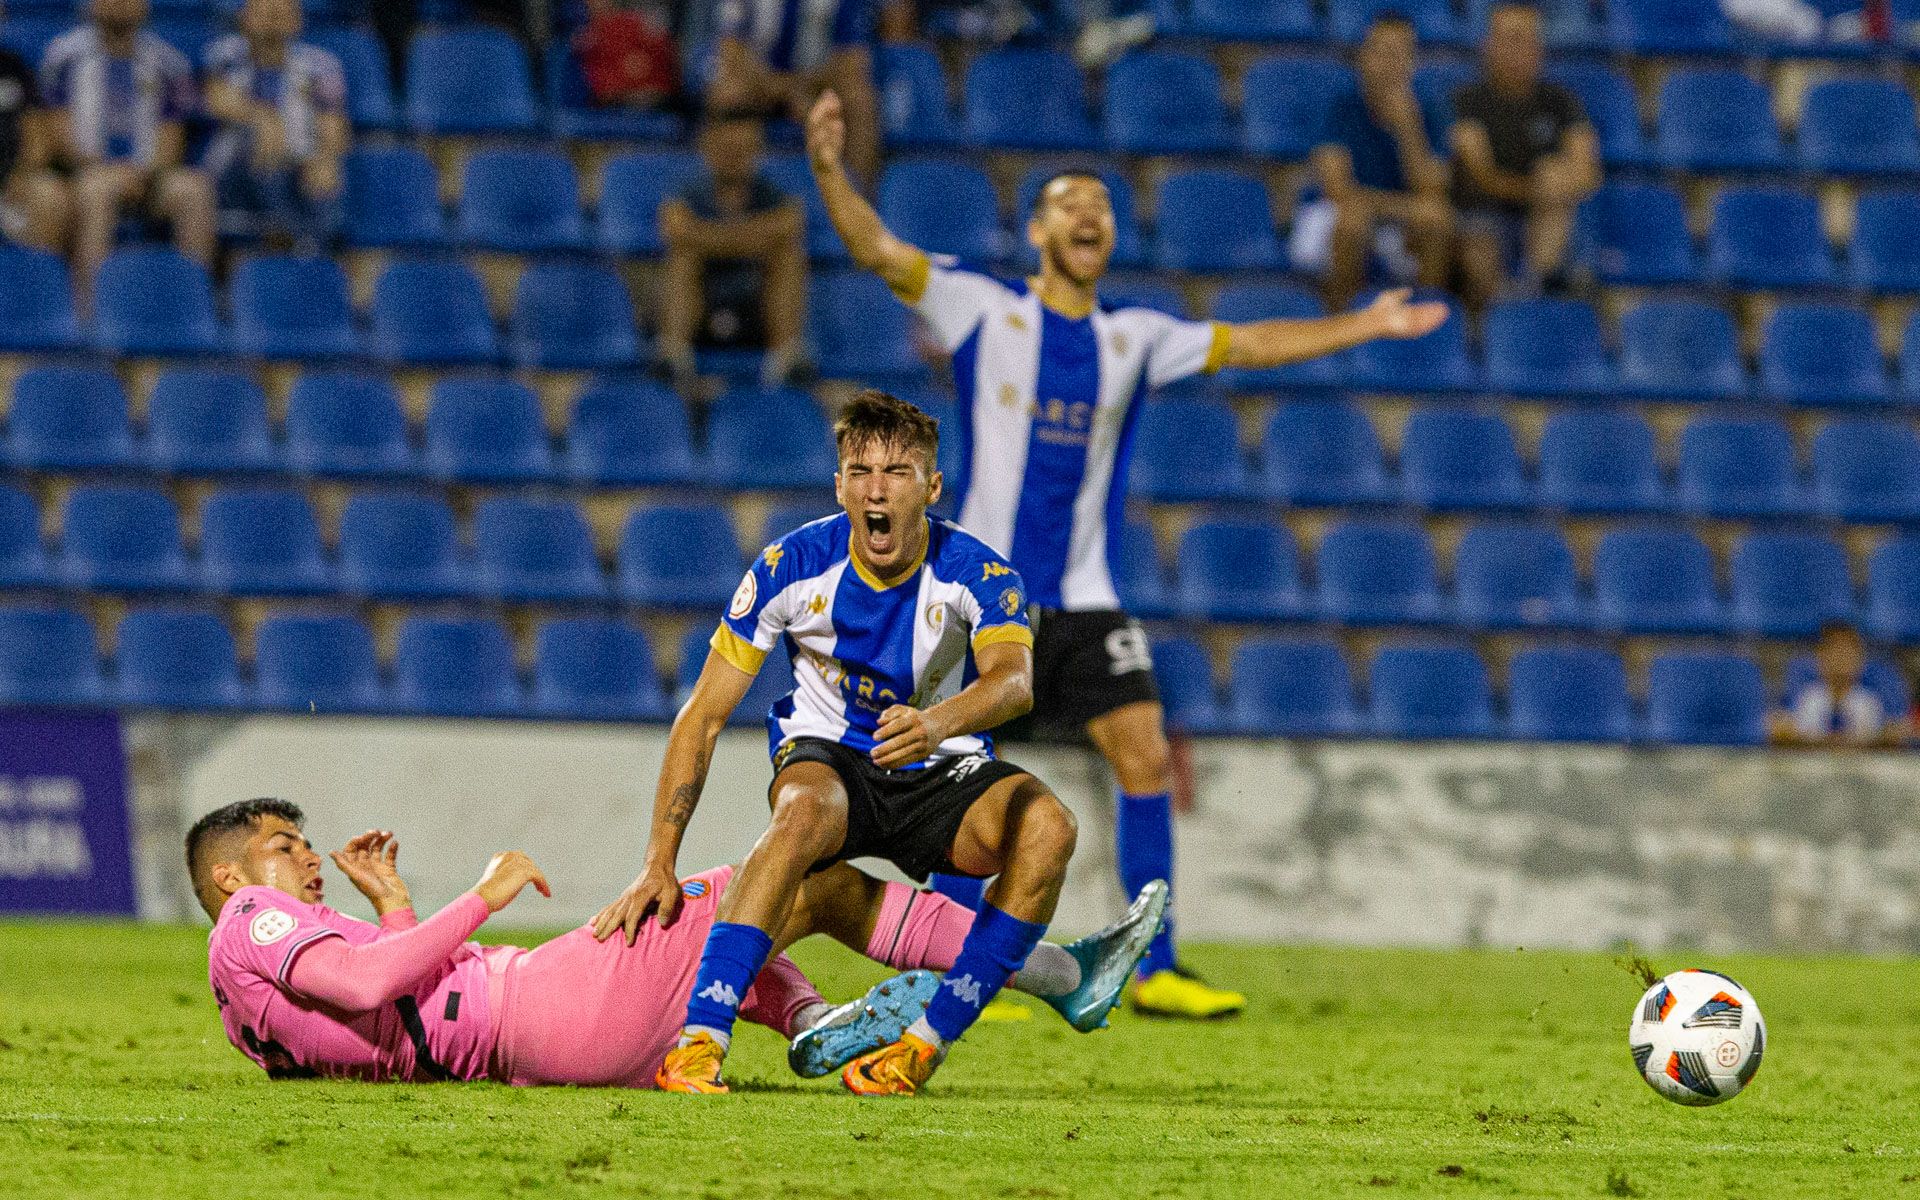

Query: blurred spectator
left=656, top=110, right=809, bottom=391
left=1769, top=623, right=1913, bottom=748
left=1300, top=13, right=1451, bottom=310
left=0, top=38, right=67, bottom=251
left=41, top=0, right=214, bottom=294
left=571, top=0, right=682, bottom=110
left=709, top=0, right=879, bottom=183
left=202, top=0, right=349, bottom=252
left=1448, top=1, right=1599, bottom=307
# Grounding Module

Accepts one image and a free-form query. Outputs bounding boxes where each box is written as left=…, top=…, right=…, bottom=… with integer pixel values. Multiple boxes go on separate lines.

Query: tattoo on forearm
left=665, top=748, right=710, bottom=830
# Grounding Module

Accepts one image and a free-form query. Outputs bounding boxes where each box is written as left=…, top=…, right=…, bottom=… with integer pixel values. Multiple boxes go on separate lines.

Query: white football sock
left=1012, top=942, right=1082, bottom=998
left=680, top=1025, right=730, bottom=1052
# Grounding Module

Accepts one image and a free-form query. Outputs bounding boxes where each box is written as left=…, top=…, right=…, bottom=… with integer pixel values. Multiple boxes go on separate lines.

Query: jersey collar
left=848, top=519, right=930, bottom=591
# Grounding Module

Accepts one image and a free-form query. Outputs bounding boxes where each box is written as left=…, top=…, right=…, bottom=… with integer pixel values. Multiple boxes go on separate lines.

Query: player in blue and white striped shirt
left=806, top=88, right=1447, bottom=1019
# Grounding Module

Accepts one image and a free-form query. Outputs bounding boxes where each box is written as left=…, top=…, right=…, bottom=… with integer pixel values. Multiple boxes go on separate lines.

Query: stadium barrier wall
left=83, top=715, right=1920, bottom=954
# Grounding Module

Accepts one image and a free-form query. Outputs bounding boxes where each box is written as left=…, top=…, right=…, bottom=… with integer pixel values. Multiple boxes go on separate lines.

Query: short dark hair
left=1486, top=1, right=1540, bottom=19
left=1365, top=9, right=1416, bottom=32
left=701, top=106, right=764, bottom=132
left=834, top=388, right=939, bottom=468
left=1818, top=620, right=1862, bottom=642
left=185, top=797, right=304, bottom=883
left=1032, top=171, right=1105, bottom=218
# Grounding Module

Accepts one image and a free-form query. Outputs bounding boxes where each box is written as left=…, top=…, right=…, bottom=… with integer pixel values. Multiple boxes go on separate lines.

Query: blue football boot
left=1041, top=879, right=1170, bottom=1032
left=788, top=969, right=940, bottom=1079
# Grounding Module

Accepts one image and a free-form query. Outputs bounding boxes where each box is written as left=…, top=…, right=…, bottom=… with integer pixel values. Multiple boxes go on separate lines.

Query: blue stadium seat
left=532, top=618, right=667, bottom=721
left=1617, top=300, right=1747, bottom=402
left=5, top=366, right=135, bottom=470
left=1483, top=299, right=1614, bottom=397
left=457, top=148, right=587, bottom=253
left=1367, top=643, right=1495, bottom=739
left=1849, top=191, right=1920, bottom=293
left=93, top=247, right=223, bottom=356
left=1676, top=417, right=1805, bottom=518
left=1799, top=79, right=1920, bottom=177
left=1329, top=0, right=1464, bottom=45
left=1154, top=169, right=1281, bottom=271
left=1729, top=532, right=1855, bottom=638
left=1104, top=51, right=1232, bottom=155
left=878, top=160, right=1005, bottom=263
left=1547, top=62, right=1650, bottom=167
left=812, top=271, right=928, bottom=385
left=231, top=255, right=359, bottom=360
left=676, top=625, right=793, bottom=726
left=1213, top=284, right=1343, bottom=391
left=1130, top=399, right=1251, bottom=501
left=1609, top=0, right=1735, bottom=56
left=1348, top=291, right=1476, bottom=392
left=759, top=504, right=836, bottom=548
left=1228, top=636, right=1361, bottom=736
left=1760, top=303, right=1891, bottom=407
left=1867, top=536, right=1920, bottom=643
left=1707, top=187, right=1836, bottom=289
left=1592, top=529, right=1724, bottom=635
left=58, top=486, right=193, bottom=593
left=1905, top=310, right=1920, bottom=401
left=1410, top=61, right=1476, bottom=135
left=706, top=388, right=835, bottom=489
left=473, top=498, right=607, bottom=603
left=145, top=369, right=277, bottom=475
left=963, top=48, right=1096, bottom=151
left=1398, top=409, right=1529, bottom=511
left=1188, top=0, right=1317, bottom=40
left=541, top=38, right=680, bottom=138
left=255, top=615, right=384, bottom=713
left=1645, top=653, right=1765, bottom=747
left=423, top=378, right=553, bottom=483
left=309, top=26, right=396, bottom=129
left=1656, top=70, right=1784, bottom=172
left=565, top=380, right=700, bottom=487
left=1508, top=647, right=1632, bottom=743
left=1538, top=409, right=1666, bottom=514
left=763, top=153, right=850, bottom=264
left=1017, top=164, right=1144, bottom=267
left=393, top=617, right=524, bottom=717
left=1241, top=55, right=1353, bottom=161
left=1174, top=519, right=1305, bottom=621
left=285, top=372, right=417, bottom=478
left=509, top=262, right=640, bottom=371
left=1454, top=523, right=1582, bottom=629
left=1260, top=399, right=1393, bottom=506
left=1151, top=636, right=1225, bottom=734
left=370, top=260, right=499, bottom=365
left=338, top=493, right=471, bottom=599
left=0, top=607, right=103, bottom=707
left=198, top=488, right=332, bottom=596
left=0, top=486, right=50, bottom=589
left=405, top=28, right=537, bottom=135
left=619, top=504, right=746, bottom=609
left=1101, top=280, right=1188, bottom=317
left=0, top=247, right=81, bottom=351
left=1811, top=418, right=1920, bottom=522
left=1316, top=520, right=1446, bottom=625
left=114, top=609, right=245, bottom=710
left=0, top=18, right=71, bottom=69
left=879, top=43, right=959, bottom=149
left=1112, top=520, right=1174, bottom=619
left=597, top=149, right=705, bottom=256
left=1579, top=183, right=1697, bottom=286
left=342, top=146, right=446, bottom=249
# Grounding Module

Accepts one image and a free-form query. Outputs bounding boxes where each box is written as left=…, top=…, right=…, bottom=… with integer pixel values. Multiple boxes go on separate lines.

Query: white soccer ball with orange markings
left=1628, top=969, right=1766, bottom=1107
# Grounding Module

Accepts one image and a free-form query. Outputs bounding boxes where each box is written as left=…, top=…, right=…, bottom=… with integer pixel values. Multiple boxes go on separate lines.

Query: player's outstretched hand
left=330, top=829, right=411, bottom=916
left=592, top=863, right=683, bottom=944
left=471, top=850, right=550, bottom=915
left=871, top=705, right=947, bottom=769
left=1366, top=287, right=1449, bottom=340
left=806, top=89, right=845, bottom=173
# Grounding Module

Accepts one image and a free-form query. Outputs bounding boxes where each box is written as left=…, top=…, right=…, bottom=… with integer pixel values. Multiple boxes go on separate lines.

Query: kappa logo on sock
left=696, top=980, right=741, bottom=1008
left=942, top=973, right=984, bottom=1008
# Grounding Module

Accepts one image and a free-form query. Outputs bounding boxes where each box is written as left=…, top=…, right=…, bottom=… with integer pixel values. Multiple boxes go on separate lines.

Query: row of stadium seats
left=13, top=480, right=1920, bottom=641
left=0, top=602, right=1829, bottom=746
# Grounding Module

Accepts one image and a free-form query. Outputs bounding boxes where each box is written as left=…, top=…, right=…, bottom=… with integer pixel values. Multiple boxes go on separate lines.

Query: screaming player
left=594, top=391, right=1166, bottom=1096
left=805, top=88, right=1449, bottom=1019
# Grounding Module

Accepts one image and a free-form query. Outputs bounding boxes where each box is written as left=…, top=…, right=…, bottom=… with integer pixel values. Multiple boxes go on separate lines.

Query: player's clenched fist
left=471, top=850, right=551, bottom=914
left=806, top=89, right=844, bottom=173
left=592, top=862, right=683, bottom=943
left=870, top=704, right=949, bottom=770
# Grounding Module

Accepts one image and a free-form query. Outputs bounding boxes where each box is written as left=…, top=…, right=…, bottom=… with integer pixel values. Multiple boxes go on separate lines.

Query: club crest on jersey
left=681, top=879, right=709, bottom=899
left=729, top=572, right=757, bottom=619
left=925, top=603, right=945, bottom=630
left=249, top=909, right=296, bottom=946
left=1000, top=587, right=1024, bottom=617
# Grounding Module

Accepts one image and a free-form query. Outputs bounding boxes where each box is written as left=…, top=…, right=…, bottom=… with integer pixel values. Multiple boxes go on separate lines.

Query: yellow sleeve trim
left=972, top=624, right=1035, bottom=652
left=1202, top=322, right=1232, bottom=374
left=889, top=249, right=932, bottom=305
left=709, top=624, right=768, bottom=675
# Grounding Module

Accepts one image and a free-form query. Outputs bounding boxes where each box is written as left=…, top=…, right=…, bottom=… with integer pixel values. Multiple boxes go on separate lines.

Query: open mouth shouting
left=861, top=509, right=897, bottom=559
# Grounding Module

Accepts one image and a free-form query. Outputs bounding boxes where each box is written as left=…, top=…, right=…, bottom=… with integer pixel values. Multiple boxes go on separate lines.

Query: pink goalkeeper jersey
left=207, top=885, right=506, bottom=1082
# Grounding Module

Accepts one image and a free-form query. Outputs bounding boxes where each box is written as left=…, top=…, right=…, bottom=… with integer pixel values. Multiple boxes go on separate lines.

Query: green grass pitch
left=4, top=922, right=1918, bottom=1198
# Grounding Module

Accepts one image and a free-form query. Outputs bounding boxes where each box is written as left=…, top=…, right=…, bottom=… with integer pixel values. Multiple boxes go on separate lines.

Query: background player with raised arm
left=805, top=89, right=1450, bottom=1020
left=191, top=797, right=1162, bottom=1088
left=593, top=391, right=1168, bottom=1096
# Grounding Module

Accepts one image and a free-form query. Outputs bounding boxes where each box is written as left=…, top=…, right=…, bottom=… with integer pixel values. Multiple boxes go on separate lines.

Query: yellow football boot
left=1130, top=967, right=1246, bottom=1020
left=656, top=1032, right=730, bottom=1093
left=841, top=1031, right=943, bottom=1096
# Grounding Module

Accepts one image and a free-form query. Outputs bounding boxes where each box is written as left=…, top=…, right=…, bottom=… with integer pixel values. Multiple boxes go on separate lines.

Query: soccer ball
left=1627, top=969, right=1766, bottom=1107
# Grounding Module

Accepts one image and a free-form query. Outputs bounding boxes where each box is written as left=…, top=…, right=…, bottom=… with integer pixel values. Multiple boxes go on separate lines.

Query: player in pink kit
left=192, top=797, right=1157, bottom=1087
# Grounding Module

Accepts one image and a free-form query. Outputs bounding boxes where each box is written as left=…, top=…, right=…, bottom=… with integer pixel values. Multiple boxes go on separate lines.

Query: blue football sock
left=1117, top=790, right=1177, bottom=977
left=928, top=872, right=986, bottom=911
left=681, top=921, right=774, bottom=1046
left=922, top=903, right=1047, bottom=1045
